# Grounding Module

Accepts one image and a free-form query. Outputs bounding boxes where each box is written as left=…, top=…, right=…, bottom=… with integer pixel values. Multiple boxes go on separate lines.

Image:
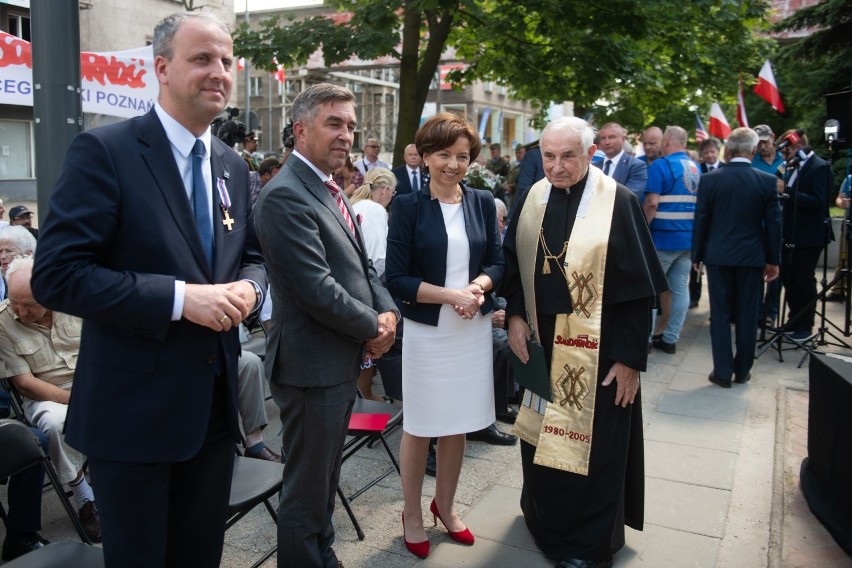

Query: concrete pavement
left=3, top=289, right=852, bottom=567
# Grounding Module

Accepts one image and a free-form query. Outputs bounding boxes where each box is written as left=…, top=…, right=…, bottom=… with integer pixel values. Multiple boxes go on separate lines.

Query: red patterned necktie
left=324, top=179, right=356, bottom=236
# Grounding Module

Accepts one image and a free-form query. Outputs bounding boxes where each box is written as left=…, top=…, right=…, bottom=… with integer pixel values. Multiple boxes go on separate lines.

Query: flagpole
left=268, top=67, right=273, bottom=153
left=244, top=1, right=251, bottom=134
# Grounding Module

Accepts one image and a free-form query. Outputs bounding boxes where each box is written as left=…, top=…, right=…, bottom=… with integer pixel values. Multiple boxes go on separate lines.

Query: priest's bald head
left=540, top=117, right=598, bottom=189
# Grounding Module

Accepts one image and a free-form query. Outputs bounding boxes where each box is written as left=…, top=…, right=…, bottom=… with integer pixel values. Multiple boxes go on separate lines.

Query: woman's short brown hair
left=415, top=112, right=482, bottom=159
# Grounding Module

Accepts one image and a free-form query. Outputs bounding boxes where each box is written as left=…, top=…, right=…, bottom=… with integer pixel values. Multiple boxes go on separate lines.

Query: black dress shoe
left=2, top=533, right=49, bottom=561
left=554, top=558, right=613, bottom=568
left=734, top=372, right=751, bottom=384
left=79, top=500, right=102, bottom=543
left=496, top=407, right=518, bottom=424
left=466, top=424, right=517, bottom=445
left=425, top=447, right=437, bottom=477
left=652, top=337, right=676, bottom=354
left=246, top=445, right=282, bottom=463
left=708, top=372, right=732, bottom=389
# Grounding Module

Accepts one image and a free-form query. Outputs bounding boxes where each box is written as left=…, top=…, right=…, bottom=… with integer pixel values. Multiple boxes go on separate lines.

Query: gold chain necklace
left=538, top=228, right=568, bottom=278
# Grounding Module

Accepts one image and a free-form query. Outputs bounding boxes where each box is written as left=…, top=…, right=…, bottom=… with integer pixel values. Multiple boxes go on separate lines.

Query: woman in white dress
left=386, top=112, right=504, bottom=559
left=350, top=167, right=396, bottom=400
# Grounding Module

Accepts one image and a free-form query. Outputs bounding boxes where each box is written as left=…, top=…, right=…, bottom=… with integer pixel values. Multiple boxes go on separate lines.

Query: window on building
left=250, top=77, right=263, bottom=97
left=8, top=14, right=30, bottom=41
left=0, top=120, right=33, bottom=180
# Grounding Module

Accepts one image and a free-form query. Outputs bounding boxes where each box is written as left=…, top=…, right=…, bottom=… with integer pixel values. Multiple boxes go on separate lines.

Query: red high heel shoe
left=430, top=499, right=475, bottom=545
left=402, top=512, right=430, bottom=558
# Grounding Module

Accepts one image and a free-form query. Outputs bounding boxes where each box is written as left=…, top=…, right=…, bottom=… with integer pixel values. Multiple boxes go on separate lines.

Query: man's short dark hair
left=258, top=157, right=281, bottom=176
left=699, top=137, right=722, bottom=152
left=490, top=143, right=501, bottom=151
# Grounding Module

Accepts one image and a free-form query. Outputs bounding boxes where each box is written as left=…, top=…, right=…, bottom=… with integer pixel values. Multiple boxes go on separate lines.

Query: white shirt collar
left=604, top=150, right=623, bottom=165
left=154, top=103, right=211, bottom=158
left=292, top=149, right=333, bottom=182
left=731, top=157, right=750, bottom=164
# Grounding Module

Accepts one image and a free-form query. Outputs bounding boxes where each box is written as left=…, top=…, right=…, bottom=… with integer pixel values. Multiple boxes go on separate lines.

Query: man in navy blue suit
left=594, top=122, right=648, bottom=202
left=392, top=143, right=423, bottom=195
left=692, top=127, right=781, bottom=388
left=31, top=13, right=266, bottom=567
left=776, top=128, right=833, bottom=338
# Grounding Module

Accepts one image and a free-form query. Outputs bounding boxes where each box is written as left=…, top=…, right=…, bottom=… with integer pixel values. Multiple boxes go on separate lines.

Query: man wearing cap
left=752, top=125, right=784, bottom=176
left=8, top=206, right=36, bottom=239
left=242, top=131, right=259, bottom=171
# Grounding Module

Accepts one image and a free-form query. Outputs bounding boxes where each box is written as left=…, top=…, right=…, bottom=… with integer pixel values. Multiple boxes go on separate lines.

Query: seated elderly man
left=0, top=226, right=36, bottom=300
left=0, top=256, right=100, bottom=542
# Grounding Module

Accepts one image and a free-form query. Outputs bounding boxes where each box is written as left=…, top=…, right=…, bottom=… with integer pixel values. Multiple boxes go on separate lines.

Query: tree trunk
left=391, top=6, right=454, bottom=166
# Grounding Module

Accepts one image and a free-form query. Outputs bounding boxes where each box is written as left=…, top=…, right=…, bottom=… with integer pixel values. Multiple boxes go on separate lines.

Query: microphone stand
left=757, top=159, right=808, bottom=362
left=795, top=140, right=852, bottom=365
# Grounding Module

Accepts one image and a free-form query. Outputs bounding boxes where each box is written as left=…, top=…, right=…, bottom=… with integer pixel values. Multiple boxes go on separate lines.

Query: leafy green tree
left=234, top=0, right=771, bottom=165
left=773, top=0, right=852, bottom=187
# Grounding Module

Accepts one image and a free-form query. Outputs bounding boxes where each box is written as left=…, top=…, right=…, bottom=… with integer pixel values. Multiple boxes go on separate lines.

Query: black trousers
left=780, top=246, right=822, bottom=332
left=88, top=377, right=234, bottom=568
left=706, top=265, right=762, bottom=381
left=492, top=329, right=513, bottom=414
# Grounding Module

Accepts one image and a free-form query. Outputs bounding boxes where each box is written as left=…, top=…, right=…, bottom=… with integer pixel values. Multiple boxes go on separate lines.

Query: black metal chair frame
left=0, top=418, right=92, bottom=544
left=226, top=453, right=283, bottom=568
left=336, top=395, right=403, bottom=540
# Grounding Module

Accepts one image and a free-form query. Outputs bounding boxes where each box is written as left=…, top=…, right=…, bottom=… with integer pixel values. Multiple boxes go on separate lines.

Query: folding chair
left=0, top=418, right=91, bottom=543
left=336, top=395, right=403, bottom=540
left=0, top=377, right=32, bottom=426
left=0, top=539, right=103, bottom=568
left=226, top=454, right=284, bottom=568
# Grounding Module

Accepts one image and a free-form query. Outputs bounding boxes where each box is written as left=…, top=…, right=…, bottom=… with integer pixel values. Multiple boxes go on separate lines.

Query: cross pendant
left=222, top=209, right=234, bottom=231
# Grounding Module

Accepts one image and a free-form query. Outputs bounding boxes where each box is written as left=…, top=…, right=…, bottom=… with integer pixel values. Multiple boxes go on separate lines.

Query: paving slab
left=645, top=440, right=737, bottom=490
left=621, top=523, right=719, bottom=567
left=656, top=389, right=749, bottom=424
left=644, top=477, right=731, bottom=539
left=645, top=411, right=743, bottom=452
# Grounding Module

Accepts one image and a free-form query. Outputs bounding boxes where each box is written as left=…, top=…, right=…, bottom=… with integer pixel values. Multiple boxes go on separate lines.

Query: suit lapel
left=136, top=111, right=211, bottom=276
left=292, top=159, right=366, bottom=257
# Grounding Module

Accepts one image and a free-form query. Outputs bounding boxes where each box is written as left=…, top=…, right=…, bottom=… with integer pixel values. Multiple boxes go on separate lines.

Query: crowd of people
left=0, top=10, right=839, bottom=568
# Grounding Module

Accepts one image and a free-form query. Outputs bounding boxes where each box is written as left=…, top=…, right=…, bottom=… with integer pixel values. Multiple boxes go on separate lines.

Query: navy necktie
left=708, top=165, right=715, bottom=172
left=192, top=139, right=213, bottom=268
left=603, top=159, right=612, bottom=176
left=412, top=169, right=418, bottom=191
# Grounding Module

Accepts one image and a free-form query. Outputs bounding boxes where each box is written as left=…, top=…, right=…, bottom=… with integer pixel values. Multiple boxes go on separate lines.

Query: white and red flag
left=736, top=77, right=749, bottom=128
left=237, top=57, right=246, bottom=71
left=709, top=102, right=732, bottom=140
left=272, top=57, right=286, bottom=84
left=754, top=60, right=785, bottom=112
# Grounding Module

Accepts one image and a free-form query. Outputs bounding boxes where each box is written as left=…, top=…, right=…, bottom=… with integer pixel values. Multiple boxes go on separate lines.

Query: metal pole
left=243, top=2, right=251, bottom=132
left=31, top=0, right=82, bottom=223
left=268, top=68, right=273, bottom=153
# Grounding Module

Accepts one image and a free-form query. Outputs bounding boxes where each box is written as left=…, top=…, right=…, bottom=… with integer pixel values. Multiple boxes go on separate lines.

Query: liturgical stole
left=512, top=167, right=616, bottom=475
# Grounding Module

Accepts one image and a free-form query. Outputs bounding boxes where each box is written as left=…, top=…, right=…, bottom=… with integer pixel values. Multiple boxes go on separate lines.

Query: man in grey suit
left=692, top=127, right=781, bottom=388
left=594, top=122, right=648, bottom=202
left=254, top=83, right=398, bottom=568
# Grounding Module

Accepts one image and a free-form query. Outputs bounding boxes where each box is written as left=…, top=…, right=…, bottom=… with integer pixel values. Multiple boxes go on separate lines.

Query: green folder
left=510, top=340, right=553, bottom=402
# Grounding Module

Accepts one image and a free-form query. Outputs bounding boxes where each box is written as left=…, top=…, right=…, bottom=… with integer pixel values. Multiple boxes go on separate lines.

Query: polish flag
left=709, top=102, right=732, bottom=140
left=754, top=60, right=784, bottom=112
left=275, top=65, right=286, bottom=84
left=237, top=57, right=246, bottom=71
left=736, top=78, right=749, bottom=128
